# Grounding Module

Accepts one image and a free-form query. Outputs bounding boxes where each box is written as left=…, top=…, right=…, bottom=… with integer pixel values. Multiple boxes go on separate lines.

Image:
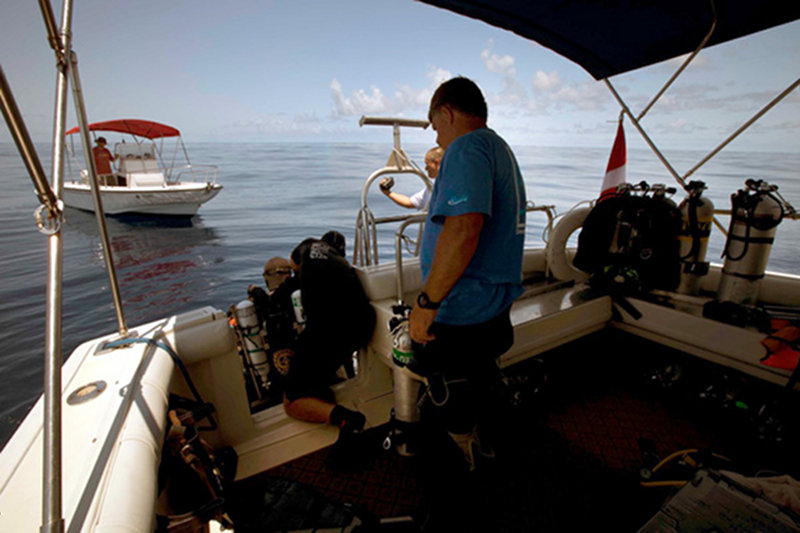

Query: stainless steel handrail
left=169, top=164, right=219, bottom=184
left=393, top=214, right=427, bottom=303
left=354, top=167, right=429, bottom=266
left=354, top=116, right=431, bottom=267
left=391, top=203, right=556, bottom=304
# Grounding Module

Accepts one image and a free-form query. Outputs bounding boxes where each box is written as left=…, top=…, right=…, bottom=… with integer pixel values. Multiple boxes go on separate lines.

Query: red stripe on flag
left=599, top=120, right=626, bottom=201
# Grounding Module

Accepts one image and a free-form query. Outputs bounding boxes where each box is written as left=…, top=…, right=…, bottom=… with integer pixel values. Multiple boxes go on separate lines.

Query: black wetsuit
left=248, top=282, right=298, bottom=389
left=285, top=240, right=375, bottom=402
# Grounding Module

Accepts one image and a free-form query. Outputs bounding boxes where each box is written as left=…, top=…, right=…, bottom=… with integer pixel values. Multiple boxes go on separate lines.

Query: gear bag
left=573, top=185, right=682, bottom=292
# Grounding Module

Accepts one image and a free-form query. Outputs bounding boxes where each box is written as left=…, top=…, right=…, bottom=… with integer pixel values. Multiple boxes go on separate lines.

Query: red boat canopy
left=65, top=119, right=180, bottom=140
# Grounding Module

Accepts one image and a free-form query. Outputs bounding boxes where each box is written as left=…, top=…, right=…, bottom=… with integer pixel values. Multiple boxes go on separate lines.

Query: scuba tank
left=386, top=306, right=423, bottom=456
left=233, top=299, right=270, bottom=390
left=718, top=179, right=785, bottom=305
left=676, top=181, right=714, bottom=295
left=290, top=289, right=306, bottom=329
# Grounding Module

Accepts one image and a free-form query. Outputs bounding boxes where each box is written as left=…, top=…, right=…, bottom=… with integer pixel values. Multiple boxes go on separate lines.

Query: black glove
left=379, top=177, right=394, bottom=192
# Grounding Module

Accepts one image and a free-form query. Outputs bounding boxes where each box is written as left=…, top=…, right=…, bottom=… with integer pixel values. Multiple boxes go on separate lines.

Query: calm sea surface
left=1, top=141, right=798, bottom=449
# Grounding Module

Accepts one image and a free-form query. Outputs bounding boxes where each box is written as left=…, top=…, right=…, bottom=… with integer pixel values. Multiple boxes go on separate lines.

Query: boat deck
left=227, top=329, right=800, bottom=531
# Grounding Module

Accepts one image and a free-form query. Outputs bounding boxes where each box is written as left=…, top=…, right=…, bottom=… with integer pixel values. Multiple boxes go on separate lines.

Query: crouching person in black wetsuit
left=282, top=237, right=376, bottom=437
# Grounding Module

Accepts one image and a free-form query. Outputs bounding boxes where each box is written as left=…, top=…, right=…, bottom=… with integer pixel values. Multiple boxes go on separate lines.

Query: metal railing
left=389, top=203, right=556, bottom=305
left=352, top=116, right=431, bottom=267
left=168, top=164, right=219, bottom=185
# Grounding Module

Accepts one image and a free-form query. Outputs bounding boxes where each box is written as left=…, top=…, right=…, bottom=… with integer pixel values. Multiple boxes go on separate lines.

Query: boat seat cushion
left=128, top=171, right=166, bottom=187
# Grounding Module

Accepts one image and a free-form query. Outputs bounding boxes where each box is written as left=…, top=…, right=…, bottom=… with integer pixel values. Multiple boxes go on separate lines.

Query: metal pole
left=41, top=48, right=69, bottom=533
left=67, top=51, right=128, bottom=336
left=605, top=78, right=687, bottom=190
left=0, top=67, right=59, bottom=217
left=605, top=78, right=728, bottom=236
left=682, top=78, right=800, bottom=181
left=394, top=214, right=426, bottom=303
left=636, top=17, right=716, bottom=122
left=38, top=0, right=66, bottom=65
left=39, top=0, right=71, bottom=529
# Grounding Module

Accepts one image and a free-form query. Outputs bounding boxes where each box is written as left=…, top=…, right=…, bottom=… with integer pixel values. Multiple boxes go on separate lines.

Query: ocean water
left=0, top=141, right=798, bottom=449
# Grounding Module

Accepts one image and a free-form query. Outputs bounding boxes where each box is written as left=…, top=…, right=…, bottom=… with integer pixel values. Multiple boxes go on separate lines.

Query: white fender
left=546, top=206, right=592, bottom=282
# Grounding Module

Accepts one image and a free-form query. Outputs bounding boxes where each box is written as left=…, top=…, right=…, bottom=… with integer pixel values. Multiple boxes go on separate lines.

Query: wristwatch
left=416, top=291, right=441, bottom=310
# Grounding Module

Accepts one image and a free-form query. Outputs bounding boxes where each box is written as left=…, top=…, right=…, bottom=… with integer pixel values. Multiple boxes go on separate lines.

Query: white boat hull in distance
left=63, top=182, right=223, bottom=216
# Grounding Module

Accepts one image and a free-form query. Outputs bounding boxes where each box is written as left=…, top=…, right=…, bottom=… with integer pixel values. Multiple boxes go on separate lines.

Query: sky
left=1, top=0, right=799, bottom=154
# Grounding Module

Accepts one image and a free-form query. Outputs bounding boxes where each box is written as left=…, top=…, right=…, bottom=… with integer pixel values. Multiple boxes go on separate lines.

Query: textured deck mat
left=229, top=330, right=800, bottom=532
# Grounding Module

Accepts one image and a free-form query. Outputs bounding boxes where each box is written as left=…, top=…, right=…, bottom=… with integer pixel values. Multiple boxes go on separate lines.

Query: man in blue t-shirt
left=409, top=77, right=526, bottom=472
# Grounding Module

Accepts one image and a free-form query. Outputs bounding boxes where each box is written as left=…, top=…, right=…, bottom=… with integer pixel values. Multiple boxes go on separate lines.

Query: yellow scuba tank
left=718, top=179, right=785, bottom=305
left=676, top=181, right=714, bottom=295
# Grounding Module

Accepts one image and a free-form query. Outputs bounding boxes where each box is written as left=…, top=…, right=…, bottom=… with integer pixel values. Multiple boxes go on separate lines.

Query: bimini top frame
left=0, top=1, right=132, bottom=531
left=602, top=12, right=800, bottom=231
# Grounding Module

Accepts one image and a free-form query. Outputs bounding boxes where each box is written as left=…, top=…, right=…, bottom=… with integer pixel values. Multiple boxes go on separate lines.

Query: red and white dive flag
left=599, top=119, right=626, bottom=202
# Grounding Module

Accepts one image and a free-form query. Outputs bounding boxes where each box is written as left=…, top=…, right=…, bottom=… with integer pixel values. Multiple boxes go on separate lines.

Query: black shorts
left=410, top=307, right=513, bottom=433
left=283, top=303, right=376, bottom=402
left=283, top=311, right=376, bottom=403
left=411, top=307, right=513, bottom=383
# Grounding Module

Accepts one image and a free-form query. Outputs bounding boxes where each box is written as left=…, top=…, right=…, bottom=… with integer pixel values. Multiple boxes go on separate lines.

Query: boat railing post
left=67, top=50, right=129, bottom=337
left=394, top=214, right=427, bottom=304
left=356, top=116, right=431, bottom=266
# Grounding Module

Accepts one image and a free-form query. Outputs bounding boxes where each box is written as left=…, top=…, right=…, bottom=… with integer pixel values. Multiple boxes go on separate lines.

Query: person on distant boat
left=92, top=137, right=118, bottom=186
left=282, top=237, right=376, bottom=438
left=409, top=77, right=526, bottom=473
left=379, top=146, right=443, bottom=209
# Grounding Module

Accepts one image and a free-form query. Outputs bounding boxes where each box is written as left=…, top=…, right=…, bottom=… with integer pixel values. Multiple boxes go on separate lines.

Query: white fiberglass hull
left=63, top=182, right=222, bottom=216
left=1, top=248, right=799, bottom=531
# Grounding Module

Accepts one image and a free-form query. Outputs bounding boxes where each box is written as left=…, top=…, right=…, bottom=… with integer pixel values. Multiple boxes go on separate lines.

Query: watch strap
left=417, top=291, right=441, bottom=310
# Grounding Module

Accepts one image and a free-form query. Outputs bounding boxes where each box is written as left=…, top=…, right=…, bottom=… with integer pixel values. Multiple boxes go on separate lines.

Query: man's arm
left=409, top=212, right=484, bottom=343
left=385, top=190, right=415, bottom=209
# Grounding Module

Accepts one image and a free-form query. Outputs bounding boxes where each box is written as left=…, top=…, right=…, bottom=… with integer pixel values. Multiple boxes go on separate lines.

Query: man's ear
left=439, top=104, right=455, bottom=123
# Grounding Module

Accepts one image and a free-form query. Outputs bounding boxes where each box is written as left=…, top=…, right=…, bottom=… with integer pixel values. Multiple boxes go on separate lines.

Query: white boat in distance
left=63, top=119, right=222, bottom=216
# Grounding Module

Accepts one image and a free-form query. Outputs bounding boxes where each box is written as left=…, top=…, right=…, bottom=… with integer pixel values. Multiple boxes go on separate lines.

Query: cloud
left=529, top=68, right=606, bottom=111
left=547, top=81, right=607, bottom=110
left=427, top=67, right=453, bottom=87
left=478, top=42, right=607, bottom=113
left=481, top=46, right=517, bottom=77
left=330, top=78, right=390, bottom=117
left=532, top=70, right=561, bottom=91
left=480, top=41, right=532, bottom=109
left=329, top=66, right=452, bottom=118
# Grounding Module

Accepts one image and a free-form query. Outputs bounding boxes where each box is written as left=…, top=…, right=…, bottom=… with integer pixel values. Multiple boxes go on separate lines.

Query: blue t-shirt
left=420, top=128, right=527, bottom=325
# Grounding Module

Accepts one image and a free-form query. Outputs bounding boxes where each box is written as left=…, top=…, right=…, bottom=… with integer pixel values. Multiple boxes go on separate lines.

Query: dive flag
left=599, top=119, right=626, bottom=202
